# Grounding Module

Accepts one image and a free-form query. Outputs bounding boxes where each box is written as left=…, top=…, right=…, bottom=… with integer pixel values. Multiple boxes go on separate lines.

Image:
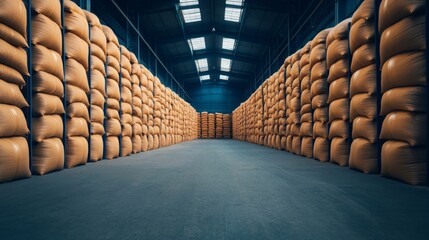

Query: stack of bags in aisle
left=232, top=104, right=245, bottom=141
left=246, top=94, right=256, bottom=143
left=262, top=80, right=270, bottom=146
left=285, top=57, right=292, bottom=151
left=130, top=53, right=142, bottom=154
left=197, top=112, right=201, bottom=139
left=102, top=25, right=120, bottom=159
left=349, top=0, right=378, bottom=173
left=379, top=0, right=427, bottom=185
left=159, top=83, right=166, bottom=148
left=215, top=113, right=223, bottom=138
left=165, top=88, right=172, bottom=146
left=223, top=114, right=231, bottom=139
left=326, top=19, right=352, bottom=166
left=290, top=50, right=302, bottom=155
left=268, top=75, right=276, bottom=148
left=64, top=0, right=90, bottom=168
left=310, top=28, right=331, bottom=162
left=256, top=87, right=264, bottom=145
left=0, top=0, right=31, bottom=182
left=140, top=66, right=152, bottom=151
left=273, top=69, right=283, bottom=150
left=119, top=46, right=133, bottom=156
left=31, top=0, right=65, bottom=174
left=152, top=77, right=162, bottom=149
left=201, top=111, right=208, bottom=138
left=172, top=93, right=178, bottom=144
left=299, top=42, right=313, bottom=158
left=277, top=67, right=287, bottom=150
left=85, top=11, right=106, bottom=162
left=208, top=113, right=215, bottom=139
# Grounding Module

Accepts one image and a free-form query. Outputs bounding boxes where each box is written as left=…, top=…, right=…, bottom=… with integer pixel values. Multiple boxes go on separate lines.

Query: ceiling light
left=179, top=0, right=199, bottom=7
left=188, top=37, right=206, bottom=51
left=222, top=37, right=236, bottom=50
left=195, top=58, right=208, bottom=72
left=226, top=0, right=244, bottom=6
left=225, top=7, right=242, bottom=22
left=220, top=75, right=229, bottom=80
left=182, top=8, right=201, bottom=23
left=220, top=58, right=232, bottom=72
left=200, top=75, right=210, bottom=81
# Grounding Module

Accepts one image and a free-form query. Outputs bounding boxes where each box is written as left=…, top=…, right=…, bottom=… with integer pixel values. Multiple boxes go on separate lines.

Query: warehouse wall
left=188, top=85, right=244, bottom=113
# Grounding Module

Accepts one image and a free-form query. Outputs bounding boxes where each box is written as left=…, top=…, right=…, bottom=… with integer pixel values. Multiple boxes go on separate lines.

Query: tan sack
left=106, top=118, right=121, bottom=136
left=301, top=137, right=313, bottom=158
left=66, top=117, right=89, bottom=137
left=352, top=116, right=377, bottom=143
left=350, top=43, right=375, bottom=73
left=31, top=13, right=62, bottom=53
left=64, top=0, right=89, bottom=43
left=147, top=134, right=154, bottom=150
left=105, top=136, right=119, bottom=160
left=65, top=58, right=89, bottom=92
left=32, top=115, right=63, bottom=142
left=329, top=98, right=349, bottom=122
left=32, top=137, right=64, bottom=175
left=329, top=120, right=349, bottom=139
left=65, top=32, right=89, bottom=70
left=0, top=79, right=28, bottom=107
left=91, top=69, right=106, bottom=95
left=0, top=21, right=27, bottom=48
left=349, top=138, right=378, bottom=174
left=33, top=93, right=64, bottom=116
left=380, top=112, right=426, bottom=146
left=121, top=136, right=132, bottom=157
left=330, top=137, right=350, bottom=166
left=350, top=64, right=376, bottom=96
left=381, top=86, right=426, bottom=115
left=91, top=122, right=104, bottom=135
left=91, top=105, right=104, bottom=124
left=33, top=71, right=64, bottom=97
left=0, top=0, right=27, bottom=38
left=0, top=38, right=28, bottom=76
left=107, top=98, right=120, bottom=111
left=89, top=134, right=103, bottom=161
left=91, top=89, right=105, bottom=107
left=313, top=137, right=330, bottom=162
left=67, top=102, right=89, bottom=122
left=66, top=84, right=89, bottom=106
left=0, top=137, right=31, bottom=183
left=141, top=134, right=148, bottom=152
left=0, top=104, right=28, bottom=137
left=31, top=0, right=62, bottom=27
left=66, top=136, right=88, bottom=168
left=33, top=44, right=64, bottom=80
left=350, top=93, right=376, bottom=121
left=0, top=63, right=26, bottom=86
left=381, top=140, right=427, bottom=185
left=132, top=135, right=141, bottom=154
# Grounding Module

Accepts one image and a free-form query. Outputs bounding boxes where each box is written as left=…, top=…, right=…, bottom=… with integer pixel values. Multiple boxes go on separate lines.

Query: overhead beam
left=169, top=50, right=258, bottom=64
left=179, top=70, right=251, bottom=82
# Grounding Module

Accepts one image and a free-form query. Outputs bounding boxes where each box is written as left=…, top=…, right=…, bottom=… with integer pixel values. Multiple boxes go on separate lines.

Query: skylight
left=225, top=7, right=242, bottom=22
left=195, top=58, right=208, bottom=72
left=220, top=58, right=232, bottom=72
left=222, top=38, right=236, bottom=50
left=220, top=75, right=229, bottom=80
left=182, top=8, right=201, bottom=23
left=188, top=37, right=206, bottom=51
left=226, top=0, right=244, bottom=6
left=200, top=75, right=210, bottom=81
left=179, top=0, right=199, bottom=6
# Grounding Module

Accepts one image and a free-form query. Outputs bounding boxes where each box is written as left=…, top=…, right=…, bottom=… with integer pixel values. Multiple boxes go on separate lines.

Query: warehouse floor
left=0, top=140, right=428, bottom=240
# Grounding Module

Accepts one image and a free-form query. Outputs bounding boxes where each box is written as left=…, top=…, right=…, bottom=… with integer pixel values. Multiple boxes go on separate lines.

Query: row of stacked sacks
left=222, top=114, right=231, bottom=139
left=200, top=111, right=208, bottom=138
left=232, top=103, right=246, bottom=141
left=196, top=112, right=232, bottom=139
left=208, top=113, right=215, bottom=138
left=0, top=0, right=198, bottom=183
left=0, top=0, right=31, bottom=182
left=197, top=112, right=201, bottom=138
left=215, top=113, right=223, bottom=138
left=232, top=0, right=428, bottom=185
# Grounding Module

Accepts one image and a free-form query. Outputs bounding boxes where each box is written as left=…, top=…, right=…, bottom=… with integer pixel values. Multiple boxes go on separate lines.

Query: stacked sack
left=165, top=88, right=173, bottom=146
left=130, top=53, right=142, bottom=154
left=64, top=0, right=90, bottom=168
left=277, top=67, right=287, bottom=150
left=197, top=112, right=201, bottom=139
left=326, top=19, right=352, bottom=166
left=274, top=70, right=283, bottom=150
left=310, top=28, right=331, bottom=162
left=152, top=77, right=162, bottom=149
left=102, top=25, right=120, bottom=159
left=159, top=84, right=167, bottom=148
left=256, top=87, right=264, bottom=145
left=140, top=64, right=150, bottom=152
left=299, top=42, right=313, bottom=158
left=379, top=0, right=427, bottom=185
left=201, top=111, right=208, bottom=138
left=208, top=113, right=215, bottom=138
left=262, top=80, right=269, bottom=146
left=31, top=0, right=65, bottom=174
left=349, top=0, right=378, bottom=173
left=215, top=113, right=223, bottom=138
left=232, top=104, right=245, bottom=141
left=267, top=75, right=276, bottom=148
left=119, top=46, right=132, bottom=156
left=285, top=57, right=293, bottom=151
left=0, top=0, right=31, bottom=182
left=290, top=50, right=302, bottom=155
left=84, top=11, right=106, bottom=162
left=223, top=114, right=231, bottom=139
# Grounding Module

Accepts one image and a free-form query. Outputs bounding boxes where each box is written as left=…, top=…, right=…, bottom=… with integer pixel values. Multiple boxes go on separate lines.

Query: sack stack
left=379, top=0, right=427, bottom=185
left=152, top=77, right=162, bottom=149
left=0, top=0, right=31, bottom=182
left=119, top=46, right=132, bottom=156
left=348, top=0, right=378, bottom=173
left=31, top=0, right=65, bottom=174
left=326, top=19, right=352, bottom=166
left=84, top=11, right=106, bottom=162
left=215, top=113, right=223, bottom=138
left=102, top=25, right=120, bottom=159
left=285, top=57, right=293, bottom=151
left=130, top=53, right=142, bottom=154
left=310, top=28, right=331, bottom=162
left=208, top=113, right=215, bottom=139
left=140, top=65, right=150, bottom=151
left=64, top=0, right=90, bottom=168
left=290, top=50, right=302, bottom=155
left=299, top=42, right=313, bottom=158
left=223, top=114, right=231, bottom=139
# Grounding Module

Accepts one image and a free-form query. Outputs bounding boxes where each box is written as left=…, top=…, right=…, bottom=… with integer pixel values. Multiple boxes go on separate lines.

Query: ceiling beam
left=169, top=49, right=258, bottom=64
left=179, top=70, right=251, bottom=82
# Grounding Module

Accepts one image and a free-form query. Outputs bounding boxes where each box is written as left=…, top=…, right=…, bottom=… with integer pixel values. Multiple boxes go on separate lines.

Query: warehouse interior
left=0, top=0, right=428, bottom=239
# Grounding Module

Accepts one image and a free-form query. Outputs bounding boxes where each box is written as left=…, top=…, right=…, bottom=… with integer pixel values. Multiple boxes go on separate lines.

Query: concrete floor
left=0, top=140, right=428, bottom=240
